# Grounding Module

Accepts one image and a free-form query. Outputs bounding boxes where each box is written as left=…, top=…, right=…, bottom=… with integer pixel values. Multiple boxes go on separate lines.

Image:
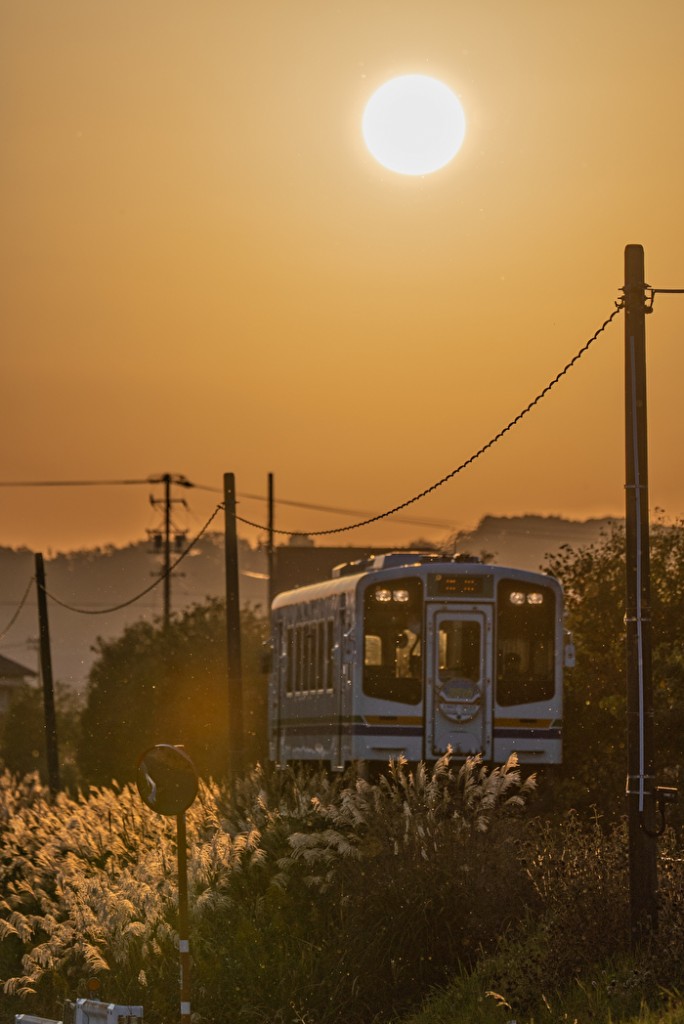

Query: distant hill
left=451, top=514, right=620, bottom=571
left=0, top=534, right=268, bottom=692
left=0, top=515, right=620, bottom=690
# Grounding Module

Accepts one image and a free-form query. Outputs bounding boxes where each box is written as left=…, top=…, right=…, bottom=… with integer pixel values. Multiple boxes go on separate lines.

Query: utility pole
left=623, top=243, right=658, bottom=938
left=163, top=473, right=171, bottom=630
left=223, top=473, right=244, bottom=775
left=34, top=553, right=61, bottom=797
left=148, top=473, right=191, bottom=629
left=267, top=472, right=275, bottom=611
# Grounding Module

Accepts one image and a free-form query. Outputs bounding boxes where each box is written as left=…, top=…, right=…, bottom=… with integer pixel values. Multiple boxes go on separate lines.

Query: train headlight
left=509, top=591, right=545, bottom=605
left=375, top=588, right=392, bottom=602
left=393, top=589, right=410, bottom=603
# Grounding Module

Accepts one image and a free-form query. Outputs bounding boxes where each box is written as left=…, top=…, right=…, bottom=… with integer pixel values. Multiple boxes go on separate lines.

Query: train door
left=427, top=607, right=492, bottom=758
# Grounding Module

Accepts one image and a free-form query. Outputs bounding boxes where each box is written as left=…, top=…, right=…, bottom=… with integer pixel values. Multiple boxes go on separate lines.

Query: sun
left=362, top=74, right=466, bottom=176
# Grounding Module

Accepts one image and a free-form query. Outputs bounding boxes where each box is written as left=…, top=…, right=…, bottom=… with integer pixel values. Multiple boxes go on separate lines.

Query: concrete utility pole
left=163, top=473, right=172, bottom=630
left=148, top=473, right=192, bottom=629
left=34, top=553, right=61, bottom=797
left=623, top=243, right=658, bottom=937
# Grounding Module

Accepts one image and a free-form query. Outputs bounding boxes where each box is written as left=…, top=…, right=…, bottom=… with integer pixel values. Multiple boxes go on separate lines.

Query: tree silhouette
left=78, top=599, right=268, bottom=786
left=547, top=516, right=684, bottom=818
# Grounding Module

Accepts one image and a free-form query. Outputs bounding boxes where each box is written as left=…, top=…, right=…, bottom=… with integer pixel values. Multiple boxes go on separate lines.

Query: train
left=268, top=551, right=574, bottom=769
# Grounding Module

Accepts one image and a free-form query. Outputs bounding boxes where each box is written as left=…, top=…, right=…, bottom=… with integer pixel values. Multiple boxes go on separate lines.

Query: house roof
left=0, top=653, right=37, bottom=679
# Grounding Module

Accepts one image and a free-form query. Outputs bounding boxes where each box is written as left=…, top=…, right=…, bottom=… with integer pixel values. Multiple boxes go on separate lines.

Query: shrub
left=477, top=813, right=684, bottom=1018
left=275, top=753, right=538, bottom=1022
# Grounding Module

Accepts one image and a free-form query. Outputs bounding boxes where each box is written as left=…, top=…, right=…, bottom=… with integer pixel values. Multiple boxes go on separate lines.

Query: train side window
left=316, top=621, right=325, bottom=691
left=305, top=624, right=315, bottom=693
left=296, top=624, right=306, bottom=695
left=299, top=625, right=306, bottom=693
left=286, top=627, right=295, bottom=695
left=326, top=618, right=335, bottom=692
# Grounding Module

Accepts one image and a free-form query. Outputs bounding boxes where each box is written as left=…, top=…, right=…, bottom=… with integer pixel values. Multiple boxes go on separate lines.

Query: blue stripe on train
left=493, top=727, right=562, bottom=740
left=281, top=722, right=422, bottom=737
left=278, top=722, right=561, bottom=740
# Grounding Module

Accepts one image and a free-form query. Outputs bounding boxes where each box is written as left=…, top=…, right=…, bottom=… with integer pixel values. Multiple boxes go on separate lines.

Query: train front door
left=427, top=607, right=492, bottom=759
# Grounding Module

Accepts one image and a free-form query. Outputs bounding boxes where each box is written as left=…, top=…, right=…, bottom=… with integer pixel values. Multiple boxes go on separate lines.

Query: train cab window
left=496, top=580, right=555, bottom=706
left=362, top=578, right=423, bottom=704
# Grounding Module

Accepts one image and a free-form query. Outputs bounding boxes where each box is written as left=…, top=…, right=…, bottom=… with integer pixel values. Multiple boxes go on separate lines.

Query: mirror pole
left=177, top=811, right=191, bottom=1024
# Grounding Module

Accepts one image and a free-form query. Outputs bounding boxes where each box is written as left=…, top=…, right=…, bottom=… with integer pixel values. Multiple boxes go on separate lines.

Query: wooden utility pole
left=34, top=553, right=61, bottom=797
left=623, top=243, right=658, bottom=937
left=267, top=472, right=275, bottom=610
left=223, top=473, right=244, bottom=774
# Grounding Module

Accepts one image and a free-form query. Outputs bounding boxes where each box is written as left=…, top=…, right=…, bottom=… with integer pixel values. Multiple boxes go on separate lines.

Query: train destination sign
left=427, top=573, right=494, bottom=598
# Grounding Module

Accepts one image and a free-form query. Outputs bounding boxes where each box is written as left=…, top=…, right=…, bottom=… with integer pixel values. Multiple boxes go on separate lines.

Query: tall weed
left=0, top=756, right=537, bottom=1024
left=4, top=759, right=682, bottom=1024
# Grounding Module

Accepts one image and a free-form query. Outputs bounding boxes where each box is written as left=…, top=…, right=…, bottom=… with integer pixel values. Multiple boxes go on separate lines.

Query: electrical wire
left=39, top=504, right=224, bottom=615
left=0, top=478, right=154, bottom=487
left=236, top=492, right=455, bottom=530
left=236, top=300, right=625, bottom=537
left=1, top=299, right=627, bottom=558
left=0, top=475, right=220, bottom=490
left=0, top=576, right=35, bottom=643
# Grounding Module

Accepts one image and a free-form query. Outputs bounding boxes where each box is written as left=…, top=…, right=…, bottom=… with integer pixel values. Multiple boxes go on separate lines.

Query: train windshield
left=496, top=579, right=556, bottom=706
left=363, top=577, right=423, bottom=704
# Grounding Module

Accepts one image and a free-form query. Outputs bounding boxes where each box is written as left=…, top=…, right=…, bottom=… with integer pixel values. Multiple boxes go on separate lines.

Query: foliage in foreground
left=0, top=755, right=535, bottom=1023
left=403, top=957, right=684, bottom=1024
left=0, top=759, right=683, bottom=1024
left=547, top=515, right=684, bottom=820
left=403, top=812, right=684, bottom=1024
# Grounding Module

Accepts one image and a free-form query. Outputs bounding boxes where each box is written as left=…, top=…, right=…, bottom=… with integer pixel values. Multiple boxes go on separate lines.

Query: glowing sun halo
left=362, top=74, right=466, bottom=176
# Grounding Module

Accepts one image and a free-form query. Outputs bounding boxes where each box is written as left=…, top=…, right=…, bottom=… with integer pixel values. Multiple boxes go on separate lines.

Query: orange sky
left=3, top=0, right=684, bottom=554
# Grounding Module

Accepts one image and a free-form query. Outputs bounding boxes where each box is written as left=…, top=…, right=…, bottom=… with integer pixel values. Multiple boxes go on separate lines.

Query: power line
left=0, top=478, right=153, bottom=487
left=40, top=503, right=224, bottom=616
left=236, top=300, right=625, bottom=538
left=0, top=474, right=449, bottom=527
left=0, top=474, right=219, bottom=490
left=236, top=492, right=455, bottom=530
left=0, top=577, right=34, bottom=638
left=0, top=300, right=625, bottom=550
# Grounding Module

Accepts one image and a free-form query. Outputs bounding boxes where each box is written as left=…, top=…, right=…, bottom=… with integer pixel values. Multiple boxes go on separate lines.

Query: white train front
left=269, top=552, right=573, bottom=769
